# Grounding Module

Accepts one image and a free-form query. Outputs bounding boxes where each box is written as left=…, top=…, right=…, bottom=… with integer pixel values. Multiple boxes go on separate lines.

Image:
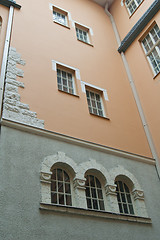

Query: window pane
left=51, top=169, right=72, bottom=206
left=51, top=169, right=56, bottom=180
left=99, top=200, right=105, bottom=211
left=90, top=175, right=95, bottom=187
left=93, top=199, right=98, bottom=210
left=96, top=178, right=101, bottom=188
left=118, top=203, right=123, bottom=213
left=119, top=181, right=124, bottom=192
left=86, top=187, right=90, bottom=197
left=85, top=175, right=104, bottom=211
left=59, top=194, right=64, bottom=205
left=87, top=198, right=92, bottom=209
left=121, top=193, right=126, bottom=203
left=65, top=183, right=71, bottom=194
left=129, top=204, right=134, bottom=214
left=66, top=195, right=72, bottom=206
left=91, top=188, right=97, bottom=198
left=51, top=180, right=56, bottom=191
left=86, top=90, right=104, bottom=117
left=116, top=180, right=134, bottom=215
left=97, top=189, right=103, bottom=199
left=123, top=204, right=129, bottom=214
left=58, top=182, right=63, bottom=192
left=57, top=169, right=63, bottom=181
left=51, top=193, right=57, bottom=204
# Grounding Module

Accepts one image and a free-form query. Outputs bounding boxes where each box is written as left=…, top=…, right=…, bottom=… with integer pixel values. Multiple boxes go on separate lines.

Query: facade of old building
left=0, top=0, right=160, bottom=239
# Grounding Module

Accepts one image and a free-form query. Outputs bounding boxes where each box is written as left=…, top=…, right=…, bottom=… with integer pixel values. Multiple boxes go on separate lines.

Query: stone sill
left=40, top=203, right=152, bottom=224
left=77, top=39, right=94, bottom=47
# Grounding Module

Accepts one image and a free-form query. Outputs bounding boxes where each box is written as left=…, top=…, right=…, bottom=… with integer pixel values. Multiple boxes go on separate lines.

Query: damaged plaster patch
left=2, top=47, right=44, bottom=129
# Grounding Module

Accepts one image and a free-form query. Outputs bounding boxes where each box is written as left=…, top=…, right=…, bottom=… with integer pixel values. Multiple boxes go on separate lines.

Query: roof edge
left=0, top=0, right=21, bottom=9
left=118, top=0, right=160, bottom=53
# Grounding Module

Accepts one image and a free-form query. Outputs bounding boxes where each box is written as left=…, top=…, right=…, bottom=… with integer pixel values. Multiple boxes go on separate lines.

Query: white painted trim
left=1, top=119, right=156, bottom=166
left=52, top=60, right=81, bottom=80
left=81, top=81, right=109, bottom=101
left=73, top=21, right=94, bottom=36
left=49, top=3, right=72, bottom=24
left=121, top=0, right=124, bottom=6
left=0, top=6, right=14, bottom=120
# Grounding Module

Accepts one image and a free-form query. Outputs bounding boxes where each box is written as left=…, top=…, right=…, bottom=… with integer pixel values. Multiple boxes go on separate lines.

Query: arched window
left=51, top=168, right=72, bottom=206
left=85, top=175, right=105, bottom=211
left=115, top=180, right=134, bottom=215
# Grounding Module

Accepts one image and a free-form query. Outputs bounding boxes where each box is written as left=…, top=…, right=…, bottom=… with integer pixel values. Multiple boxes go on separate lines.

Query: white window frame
left=81, top=81, right=109, bottom=118
left=141, top=24, right=160, bottom=76
left=52, top=60, right=81, bottom=96
left=125, top=0, right=143, bottom=15
left=49, top=4, right=72, bottom=27
left=57, top=68, right=75, bottom=95
left=51, top=167, right=72, bottom=206
left=115, top=180, right=134, bottom=215
left=73, top=21, right=93, bottom=45
left=85, top=174, right=105, bottom=211
left=86, top=89, right=105, bottom=117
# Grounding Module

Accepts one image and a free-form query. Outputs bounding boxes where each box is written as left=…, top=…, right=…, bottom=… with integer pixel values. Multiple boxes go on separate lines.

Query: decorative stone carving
left=73, top=178, right=86, bottom=190
left=132, top=189, right=145, bottom=200
left=40, top=172, right=51, bottom=182
left=2, top=47, right=44, bottom=129
left=105, top=184, right=117, bottom=196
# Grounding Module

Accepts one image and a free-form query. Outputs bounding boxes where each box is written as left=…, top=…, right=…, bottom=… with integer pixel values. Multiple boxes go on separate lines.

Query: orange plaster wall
left=0, top=5, right=9, bottom=72
left=9, top=0, right=152, bottom=157
left=123, top=12, right=160, bottom=158
left=109, top=0, right=155, bottom=41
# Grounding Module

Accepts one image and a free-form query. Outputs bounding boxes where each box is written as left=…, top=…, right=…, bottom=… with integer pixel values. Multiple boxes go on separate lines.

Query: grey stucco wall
left=0, top=126, right=160, bottom=240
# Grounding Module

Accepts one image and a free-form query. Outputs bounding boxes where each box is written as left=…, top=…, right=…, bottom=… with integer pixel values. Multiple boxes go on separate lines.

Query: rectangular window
left=76, top=27, right=89, bottom=44
left=57, top=68, right=75, bottom=95
left=53, top=7, right=68, bottom=27
left=141, top=24, right=160, bottom=75
left=125, top=0, right=143, bottom=15
left=86, top=89, right=104, bottom=117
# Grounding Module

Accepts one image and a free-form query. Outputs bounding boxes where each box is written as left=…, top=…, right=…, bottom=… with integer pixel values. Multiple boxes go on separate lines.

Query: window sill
left=153, top=71, right=160, bottom=79
left=58, top=89, right=79, bottom=97
left=89, top=112, right=110, bottom=120
left=40, top=203, right=151, bottom=224
left=53, top=20, right=70, bottom=29
left=128, top=0, right=144, bottom=19
left=77, top=39, right=94, bottom=47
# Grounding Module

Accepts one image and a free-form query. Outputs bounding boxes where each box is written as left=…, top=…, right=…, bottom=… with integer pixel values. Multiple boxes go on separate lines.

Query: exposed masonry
left=2, top=47, right=44, bottom=128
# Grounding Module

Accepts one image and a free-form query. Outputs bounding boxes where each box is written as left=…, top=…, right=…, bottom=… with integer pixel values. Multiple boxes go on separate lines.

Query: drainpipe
left=105, top=3, right=160, bottom=178
left=0, top=5, right=14, bottom=120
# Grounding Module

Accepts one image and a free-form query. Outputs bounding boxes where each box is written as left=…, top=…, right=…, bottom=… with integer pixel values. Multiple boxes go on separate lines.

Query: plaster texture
left=0, top=126, right=160, bottom=240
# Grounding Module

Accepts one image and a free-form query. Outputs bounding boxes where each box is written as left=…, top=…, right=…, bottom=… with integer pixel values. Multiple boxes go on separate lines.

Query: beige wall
left=6, top=0, right=152, bottom=157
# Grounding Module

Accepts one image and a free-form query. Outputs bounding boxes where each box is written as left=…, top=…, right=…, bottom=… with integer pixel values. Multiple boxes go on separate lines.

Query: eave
left=93, top=0, right=114, bottom=8
left=0, top=0, right=21, bottom=9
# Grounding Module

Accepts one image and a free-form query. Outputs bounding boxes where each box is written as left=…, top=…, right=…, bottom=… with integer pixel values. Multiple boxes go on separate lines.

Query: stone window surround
left=52, top=60, right=81, bottom=96
left=73, top=21, right=94, bottom=46
left=40, top=152, right=149, bottom=220
left=49, top=3, right=72, bottom=28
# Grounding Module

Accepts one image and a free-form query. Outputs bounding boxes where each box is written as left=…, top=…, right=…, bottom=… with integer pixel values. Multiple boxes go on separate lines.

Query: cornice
left=1, top=118, right=156, bottom=165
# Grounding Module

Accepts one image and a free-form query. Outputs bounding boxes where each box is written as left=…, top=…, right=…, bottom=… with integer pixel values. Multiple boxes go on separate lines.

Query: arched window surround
left=40, top=153, right=148, bottom=218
